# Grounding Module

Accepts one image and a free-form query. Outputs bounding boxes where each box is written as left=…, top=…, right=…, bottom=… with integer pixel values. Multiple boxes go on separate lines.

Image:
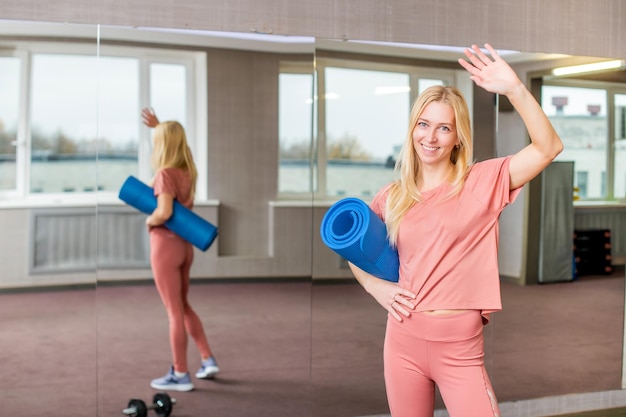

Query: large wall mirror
left=0, top=20, right=99, bottom=415
left=93, top=24, right=316, bottom=417
left=1, top=18, right=624, bottom=417
left=311, top=38, right=626, bottom=416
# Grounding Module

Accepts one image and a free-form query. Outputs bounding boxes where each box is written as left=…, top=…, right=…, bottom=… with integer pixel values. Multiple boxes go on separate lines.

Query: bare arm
left=348, top=261, right=417, bottom=322
left=146, top=192, right=174, bottom=226
left=458, top=43, right=563, bottom=189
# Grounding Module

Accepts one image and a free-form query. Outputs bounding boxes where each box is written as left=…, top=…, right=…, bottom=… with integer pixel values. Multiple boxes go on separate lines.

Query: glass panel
left=96, top=25, right=315, bottom=417
left=278, top=72, right=314, bottom=194
left=313, top=59, right=449, bottom=415
left=97, top=56, right=139, bottom=192
left=30, top=54, right=99, bottom=193
left=324, top=67, right=409, bottom=197
left=614, top=93, right=626, bottom=199
left=0, top=20, right=98, bottom=415
left=0, top=56, right=19, bottom=191
left=576, top=171, right=589, bottom=198
left=145, top=63, right=188, bottom=182
left=542, top=85, right=608, bottom=199
left=315, top=42, right=626, bottom=417
left=150, top=63, right=187, bottom=123
left=418, top=77, right=445, bottom=94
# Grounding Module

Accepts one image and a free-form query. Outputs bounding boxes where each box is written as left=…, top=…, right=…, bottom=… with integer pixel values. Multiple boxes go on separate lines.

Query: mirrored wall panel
left=94, top=25, right=316, bottom=417
left=0, top=20, right=99, bottom=416
left=310, top=37, right=626, bottom=416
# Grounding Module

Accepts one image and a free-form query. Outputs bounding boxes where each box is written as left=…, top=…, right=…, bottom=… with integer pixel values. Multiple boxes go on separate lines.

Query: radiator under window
left=30, top=207, right=150, bottom=274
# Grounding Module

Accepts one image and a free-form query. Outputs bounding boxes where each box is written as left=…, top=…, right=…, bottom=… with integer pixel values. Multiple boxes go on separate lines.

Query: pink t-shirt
left=370, top=156, right=521, bottom=322
left=152, top=167, right=194, bottom=209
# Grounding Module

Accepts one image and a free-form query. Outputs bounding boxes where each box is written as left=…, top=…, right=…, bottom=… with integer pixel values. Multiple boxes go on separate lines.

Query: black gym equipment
left=122, top=392, right=176, bottom=417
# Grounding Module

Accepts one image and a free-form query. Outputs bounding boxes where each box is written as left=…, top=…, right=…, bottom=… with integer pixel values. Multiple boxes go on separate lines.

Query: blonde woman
left=349, top=44, right=563, bottom=416
left=142, top=109, right=219, bottom=392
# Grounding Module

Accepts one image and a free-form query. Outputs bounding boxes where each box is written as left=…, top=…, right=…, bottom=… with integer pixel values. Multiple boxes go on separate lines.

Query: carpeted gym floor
left=1, top=268, right=623, bottom=417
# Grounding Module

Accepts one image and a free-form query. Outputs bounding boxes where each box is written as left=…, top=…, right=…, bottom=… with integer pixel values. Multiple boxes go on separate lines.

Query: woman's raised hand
left=458, top=43, right=523, bottom=97
left=141, top=107, right=160, bottom=128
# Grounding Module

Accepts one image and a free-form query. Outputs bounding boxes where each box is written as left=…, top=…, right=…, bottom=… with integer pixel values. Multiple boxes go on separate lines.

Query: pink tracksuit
left=150, top=168, right=212, bottom=373
left=370, top=157, right=521, bottom=416
left=384, top=311, right=499, bottom=417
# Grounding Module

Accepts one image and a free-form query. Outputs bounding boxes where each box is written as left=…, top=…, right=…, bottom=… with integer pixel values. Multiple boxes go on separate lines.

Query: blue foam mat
left=118, top=176, right=218, bottom=251
left=320, top=197, right=399, bottom=282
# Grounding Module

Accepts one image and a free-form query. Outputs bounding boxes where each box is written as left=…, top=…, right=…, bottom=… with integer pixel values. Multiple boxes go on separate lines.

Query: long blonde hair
left=151, top=121, right=198, bottom=200
left=385, top=85, right=473, bottom=246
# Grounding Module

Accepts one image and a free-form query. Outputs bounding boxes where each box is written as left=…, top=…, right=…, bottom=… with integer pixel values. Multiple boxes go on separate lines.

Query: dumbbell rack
left=573, top=229, right=613, bottom=277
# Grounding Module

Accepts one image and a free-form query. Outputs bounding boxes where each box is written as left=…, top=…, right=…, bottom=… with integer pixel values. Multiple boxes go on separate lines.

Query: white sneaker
left=150, top=366, right=194, bottom=392
left=196, top=357, right=220, bottom=379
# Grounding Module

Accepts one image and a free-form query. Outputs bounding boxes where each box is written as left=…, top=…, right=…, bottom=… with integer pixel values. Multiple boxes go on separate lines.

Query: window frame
left=0, top=49, right=27, bottom=199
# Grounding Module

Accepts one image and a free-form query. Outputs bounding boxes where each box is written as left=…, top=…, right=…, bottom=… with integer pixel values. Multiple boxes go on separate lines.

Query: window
left=0, top=40, right=204, bottom=201
left=0, top=55, right=20, bottom=193
left=542, top=82, right=625, bottom=201
left=322, top=66, right=409, bottom=197
left=576, top=171, right=588, bottom=198
left=94, top=56, right=140, bottom=193
left=278, top=65, right=315, bottom=195
left=31, top=54, right=100, bottom=193
left=614, top=94, right=626, bottom=199
left=278, top=58, right=455, bottom=199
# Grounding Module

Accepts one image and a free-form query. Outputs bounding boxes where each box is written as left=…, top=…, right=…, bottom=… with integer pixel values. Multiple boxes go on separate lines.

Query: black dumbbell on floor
left=122, top=392, right=176, bottom=417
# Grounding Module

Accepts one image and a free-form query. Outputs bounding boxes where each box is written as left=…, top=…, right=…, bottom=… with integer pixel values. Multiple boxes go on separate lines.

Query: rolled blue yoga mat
left=320, top=197, right=399, bottom=282
left=118, top=175, right=218, bottom=251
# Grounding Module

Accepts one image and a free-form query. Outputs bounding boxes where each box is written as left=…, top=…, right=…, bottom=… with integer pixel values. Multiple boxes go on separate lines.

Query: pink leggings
left=384, top=310, right=499, bottom=417
left=150, top=229, right=212, bottom=373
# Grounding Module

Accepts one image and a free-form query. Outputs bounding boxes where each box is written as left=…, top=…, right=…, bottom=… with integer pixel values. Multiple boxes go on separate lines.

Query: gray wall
left=2, top=0, right=625, bottom=59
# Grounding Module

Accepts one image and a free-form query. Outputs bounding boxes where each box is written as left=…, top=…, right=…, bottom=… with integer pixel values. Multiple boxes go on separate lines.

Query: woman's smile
left=421, top=143, right=440, bottom=152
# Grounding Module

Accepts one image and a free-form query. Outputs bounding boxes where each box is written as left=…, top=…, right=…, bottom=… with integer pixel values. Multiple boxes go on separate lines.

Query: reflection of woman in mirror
left=142, top=108, right=220, bottom=392
left=348, top=44, right=563, bottom=416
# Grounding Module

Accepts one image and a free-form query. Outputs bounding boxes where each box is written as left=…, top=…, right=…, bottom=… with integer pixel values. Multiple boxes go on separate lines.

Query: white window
left=543, top=81, right=625, bottom=201
left=278, top=63, right=315, bottom=196
left=0, top=40, right=205, bottom=201
left=278, top=58, right=456, bottom=199
left=30, top=53, right=100, bottom=194
left=322, top=66, right=410, bottom=198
